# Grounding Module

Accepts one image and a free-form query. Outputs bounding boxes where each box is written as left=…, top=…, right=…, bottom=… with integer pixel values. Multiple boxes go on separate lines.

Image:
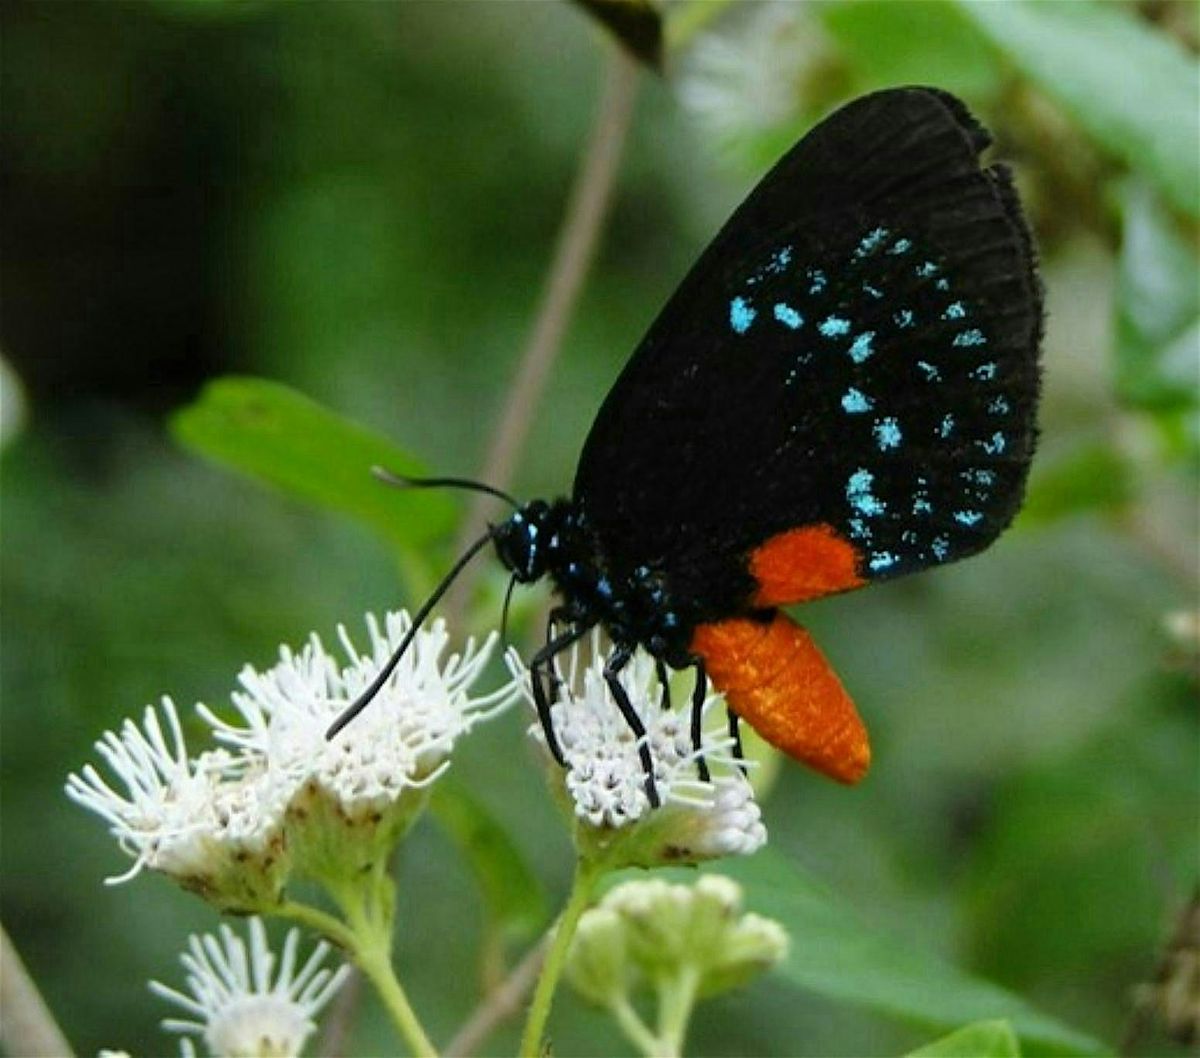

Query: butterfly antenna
left=372, top=465, right=518, bottom=507
left=325, top=526, right=499, bottom=740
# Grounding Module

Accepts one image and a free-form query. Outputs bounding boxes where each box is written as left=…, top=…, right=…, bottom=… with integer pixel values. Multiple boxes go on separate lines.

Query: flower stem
left=282, top=882, right=438, bottom=1058
left=518, top=856, right=603, bottom=1057
left=354, top=932, right=438, bottom=1058
left=610, top=994, right=662, bottom=1058
left=656, top=964, right=701, bottom=1058
left=276, top=900, right=358, bottom=953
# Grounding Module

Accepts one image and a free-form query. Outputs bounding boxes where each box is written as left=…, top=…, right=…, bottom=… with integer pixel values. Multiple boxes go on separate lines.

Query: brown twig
left=443, top=936, right=550, bottom=1058
left=445, top=44, right=640, bottom=618
left=0, top=922, right=75, bottom=1058
left=318, top=45, right=639, bottom=1058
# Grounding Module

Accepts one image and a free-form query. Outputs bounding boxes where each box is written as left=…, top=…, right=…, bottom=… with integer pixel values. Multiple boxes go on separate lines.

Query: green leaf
left=681, top=851, right=1106, bottom=1056
left=1020, top=444, right=1134, bottom=525
left=1113, top=180, right=1200, bottom=411
left=956, top=0, right=1200, bottom=217
left=909, top=1020, right=1022, bottom=1057
left=430, top=777, right=548, bottom=943
left=822, top=1, right=1001, bottom=98
left=171, top=376, right=456, bottom=551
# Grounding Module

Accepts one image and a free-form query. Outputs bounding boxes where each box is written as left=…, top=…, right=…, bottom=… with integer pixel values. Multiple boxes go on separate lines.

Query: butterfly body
left=493, top=499, right=710, bottom=669
left=489, top=85, right=1042, bottom=793
left=331, top=86, right=1042, bottom=800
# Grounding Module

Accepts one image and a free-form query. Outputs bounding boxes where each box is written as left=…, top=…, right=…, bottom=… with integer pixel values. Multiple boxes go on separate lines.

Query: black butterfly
left=330, top=86, right=1043, bottom=806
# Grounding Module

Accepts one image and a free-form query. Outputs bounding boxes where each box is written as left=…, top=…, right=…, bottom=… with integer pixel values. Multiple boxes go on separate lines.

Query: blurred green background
left=2, top=2, right=1196, bottom=1056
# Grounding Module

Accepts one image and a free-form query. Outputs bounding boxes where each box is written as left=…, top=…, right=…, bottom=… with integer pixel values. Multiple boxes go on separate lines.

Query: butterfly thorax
left=493, top=499, right=696, bottom=666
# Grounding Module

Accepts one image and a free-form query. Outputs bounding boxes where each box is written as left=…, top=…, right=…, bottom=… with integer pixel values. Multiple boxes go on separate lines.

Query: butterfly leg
left=656, top=659, right=672, bottom=711
left=528, top=623, right=590, bottom=768
left=538, top=605, right=574, bottom=704
left=603, top=644, right=661, bottom=809
left=690, top=659, right=711, bottom=783
left=727, top=707, right=748, bottom=776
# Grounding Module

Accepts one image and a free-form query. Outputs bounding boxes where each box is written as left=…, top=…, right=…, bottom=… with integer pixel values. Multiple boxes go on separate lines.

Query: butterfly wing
left=573, top=86, right=1041, bottom=614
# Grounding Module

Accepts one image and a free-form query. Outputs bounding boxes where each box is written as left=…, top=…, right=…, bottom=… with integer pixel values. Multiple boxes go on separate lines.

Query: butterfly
left=330, top=86, right=1043, bottom=806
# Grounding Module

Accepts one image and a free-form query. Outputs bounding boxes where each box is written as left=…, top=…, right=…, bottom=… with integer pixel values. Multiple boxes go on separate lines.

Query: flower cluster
left=508, top=635, right=768, bottom=869
left=567, top=875, right=789, bottom=1057
left=150, top=917, right=350, bottom=1058
left=67, top=612, right=514, bottom=908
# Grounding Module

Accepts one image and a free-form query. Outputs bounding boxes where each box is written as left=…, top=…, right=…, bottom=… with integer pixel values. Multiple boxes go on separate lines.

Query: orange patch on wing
left=691, top=613, right=870, bottom=784
left=749, top=524, right=866, bottom=607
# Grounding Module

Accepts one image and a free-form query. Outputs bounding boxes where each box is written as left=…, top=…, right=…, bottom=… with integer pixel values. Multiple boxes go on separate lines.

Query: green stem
left=282, top=878, right=438, bottom=1058
left=518, top=856, right=603, bottom=1057
left=354, top=931, right=438, bottom=1058
left=276, top=900, right=358, bottom=953
left=610, top=994, right=662, bottom=1058
left=656, top=965, right=701, bottom=1058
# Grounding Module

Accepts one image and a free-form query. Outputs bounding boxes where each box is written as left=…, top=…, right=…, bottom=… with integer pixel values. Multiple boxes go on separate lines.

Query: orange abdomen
left=691, top=613, right=871, bottom=784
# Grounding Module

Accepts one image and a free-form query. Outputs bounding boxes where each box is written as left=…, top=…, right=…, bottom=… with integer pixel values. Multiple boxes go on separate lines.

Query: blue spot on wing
left=842, top=388, right=872, bottom=414
left=873, top=417, right=902, bottom=450
left=847, top=331, right=875, bottom=363
left=953, top=328, right=987, bottom=348
left=730, top=296, right=756, bottom=334
left=854, top=227, right=890, bottom=259
left=819, top=315, right=851, bottom=338
left=847, top=468, right=885, bottom=516
left=773, top=303, right=803, bottom=329
left=977, top=432, right=1007, bottom=455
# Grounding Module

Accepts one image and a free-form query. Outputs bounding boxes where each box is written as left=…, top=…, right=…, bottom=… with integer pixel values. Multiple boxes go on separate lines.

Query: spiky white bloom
left=150, top=918, right=350, bottom=1058
left=65, top=699, right=287, bottom=895
left=677, top=2, right=835, bottom=152
left=508, top=636, right=767, bottom=865
left=200, top=613, right=515, bottom=823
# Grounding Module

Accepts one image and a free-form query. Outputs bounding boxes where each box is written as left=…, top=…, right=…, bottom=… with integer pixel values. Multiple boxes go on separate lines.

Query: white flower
left=150, top=918, right=350, bottom=1058
left=65, top=700, right=288, bottom=905
left=202, top=612, right=513, bottom=819
left=68, top=611, right=515, bottom=898
left=677, top=2, right=835, bottom=153
left=197, top=611, right=516, bottom=883
left=508, top=635, right=767, bottom=866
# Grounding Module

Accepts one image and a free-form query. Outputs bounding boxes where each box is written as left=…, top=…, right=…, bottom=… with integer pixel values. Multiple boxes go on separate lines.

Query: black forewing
left=573, top=87, right=1042, bottom=609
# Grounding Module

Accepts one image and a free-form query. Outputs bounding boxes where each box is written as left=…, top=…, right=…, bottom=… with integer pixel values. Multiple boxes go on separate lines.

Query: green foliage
left=687, top=852, right=1105, bottom=1056
left=4, top=1, right=1197, bottom=1055
left=1113, top=180, right=1200, bottom=435
left=909, top=1020, right=1022, bottom=1058
left=431, top=777, right=550, bottom=945
left=823, top=1, right=1001, bottom=98
left=1021, top=445, right=1134, bottom=525
left=172, top=376, right=455, bottom=558
left=955, top=0, right=1200, bottom=218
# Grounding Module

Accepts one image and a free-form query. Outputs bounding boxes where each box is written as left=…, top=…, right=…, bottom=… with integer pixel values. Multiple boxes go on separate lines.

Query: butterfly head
left=493, top=499, right=568, bottom=584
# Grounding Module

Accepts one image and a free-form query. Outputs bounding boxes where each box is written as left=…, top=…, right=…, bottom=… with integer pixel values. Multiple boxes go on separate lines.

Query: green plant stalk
left=518, top=855, right=605, bottom=1056
left=281, top=867, right=438, bottom=1058
left=610, top=994, right=662, bottom=1058
left=655, top=964, right=702, bottom=1058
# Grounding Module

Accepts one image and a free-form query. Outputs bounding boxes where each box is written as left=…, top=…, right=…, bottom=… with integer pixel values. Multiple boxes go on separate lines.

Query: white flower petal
left=150, top=918, right=350, bottom=1058
left=508, top=635, right=767, bottom=861
left=202, top=612, right=517, bottom=820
